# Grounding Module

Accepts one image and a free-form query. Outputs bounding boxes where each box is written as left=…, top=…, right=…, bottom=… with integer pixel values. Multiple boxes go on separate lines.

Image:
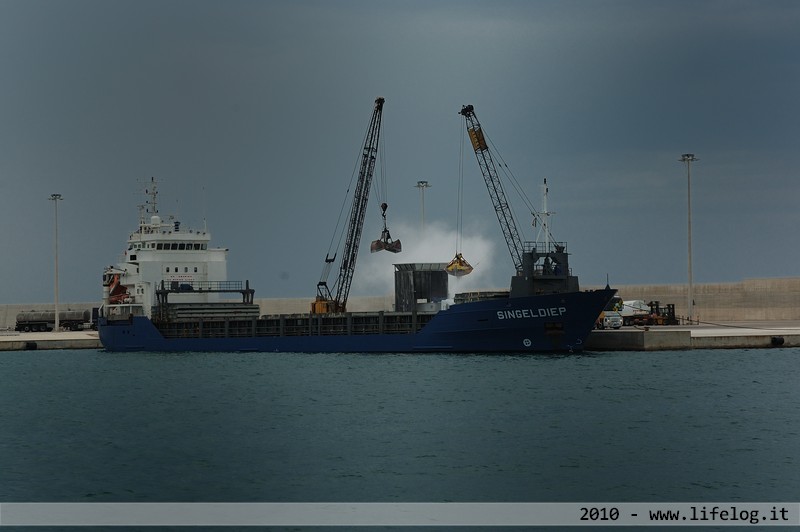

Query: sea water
left=1, top=348, right=798, bottom=528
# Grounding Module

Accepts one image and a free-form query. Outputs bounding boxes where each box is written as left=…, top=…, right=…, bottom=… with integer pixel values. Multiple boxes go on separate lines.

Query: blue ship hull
left=98, top=288, right=615, bottom=353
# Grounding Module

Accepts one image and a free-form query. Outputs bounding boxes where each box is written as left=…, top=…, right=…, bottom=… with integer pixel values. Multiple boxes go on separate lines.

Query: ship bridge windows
left=154, top=242, right=207, bottom=251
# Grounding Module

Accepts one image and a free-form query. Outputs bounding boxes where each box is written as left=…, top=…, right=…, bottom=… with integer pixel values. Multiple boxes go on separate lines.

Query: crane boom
left=459, top=105, right=525, bottom=273
left=314, top=97, right=386, bottom=314
left=460, top=104, right=580, bottom=298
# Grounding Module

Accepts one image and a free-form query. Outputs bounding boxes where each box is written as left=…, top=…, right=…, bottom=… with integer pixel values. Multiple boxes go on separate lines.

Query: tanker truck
left=15, top=309, right=93, bottom=332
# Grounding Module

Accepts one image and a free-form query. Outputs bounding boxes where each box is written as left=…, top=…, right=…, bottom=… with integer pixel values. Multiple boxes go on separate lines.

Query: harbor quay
left=0, top=330, right=102, bottom=351
left=584, top=321, right=800, bottom=351
left=2, top=276, right=799, bottom=351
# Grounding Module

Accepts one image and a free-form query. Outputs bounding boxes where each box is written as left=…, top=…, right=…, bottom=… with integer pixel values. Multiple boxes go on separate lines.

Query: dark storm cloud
left=1, top=0, right=798, bottom=304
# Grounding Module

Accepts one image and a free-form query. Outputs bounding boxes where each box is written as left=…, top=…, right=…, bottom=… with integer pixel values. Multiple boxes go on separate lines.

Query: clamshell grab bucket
left=445, top=253, right=473, bottom=277
left=371, top=237, right=402, bottom=253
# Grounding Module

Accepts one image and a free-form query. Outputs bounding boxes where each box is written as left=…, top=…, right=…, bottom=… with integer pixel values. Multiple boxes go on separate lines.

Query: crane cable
left=483, top=131, right=556, bottom=244
left=319, top=117, right=373, bottom=286
left=456, top=119, right=465, bottom=254
left=443, top=119, right=476, bottom=278
left=372, top=132, right=389, bottom=222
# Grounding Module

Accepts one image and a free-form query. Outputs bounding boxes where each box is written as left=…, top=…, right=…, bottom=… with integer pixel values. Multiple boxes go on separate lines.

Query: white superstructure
left=101, top=179, right=228, bottom=319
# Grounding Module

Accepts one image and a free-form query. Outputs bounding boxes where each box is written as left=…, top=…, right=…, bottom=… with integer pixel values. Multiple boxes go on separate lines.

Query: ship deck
left=152, top=311, right=438, bottom=339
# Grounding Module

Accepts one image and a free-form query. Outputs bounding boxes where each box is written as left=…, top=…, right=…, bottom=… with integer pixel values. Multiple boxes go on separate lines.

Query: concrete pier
left=585, top=321, right=800, bottom=351
left=0, top=330, right=101, bottom=351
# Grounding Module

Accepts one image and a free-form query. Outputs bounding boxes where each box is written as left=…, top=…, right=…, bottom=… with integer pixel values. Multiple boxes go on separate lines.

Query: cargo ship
left=98, top=100, right=615, bottom=353
left=97, top=208, right=613, bottom=353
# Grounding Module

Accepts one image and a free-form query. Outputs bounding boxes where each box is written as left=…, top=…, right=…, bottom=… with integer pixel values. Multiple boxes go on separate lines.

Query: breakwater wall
left=604, top=277, right=800, bottom=323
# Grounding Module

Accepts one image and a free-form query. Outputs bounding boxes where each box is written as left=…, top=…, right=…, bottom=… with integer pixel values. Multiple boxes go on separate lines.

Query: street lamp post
left=49, top=193, right=63, bottom=332
left=679, top=154, right=697, bottom=324
left=414, top=180, right=431, bottom=232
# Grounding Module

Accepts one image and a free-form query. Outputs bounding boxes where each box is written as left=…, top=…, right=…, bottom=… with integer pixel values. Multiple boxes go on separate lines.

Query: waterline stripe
left=0, top=503, right=798, bottom=527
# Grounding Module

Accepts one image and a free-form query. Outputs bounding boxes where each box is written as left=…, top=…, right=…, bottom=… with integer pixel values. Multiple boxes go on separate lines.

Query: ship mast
left=136, top=177, right=161, bottom=233
left=145, top=177, right=158, bottom=216
left=537, top=178, right=554, bottom=251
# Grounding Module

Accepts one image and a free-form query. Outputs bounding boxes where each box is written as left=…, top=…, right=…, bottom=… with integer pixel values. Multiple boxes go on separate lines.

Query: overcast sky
left=1, top=0, right=798, bottom=305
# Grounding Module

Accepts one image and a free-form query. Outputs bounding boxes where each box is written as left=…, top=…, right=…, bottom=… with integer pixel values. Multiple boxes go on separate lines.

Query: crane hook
left=370, top=203, right=402, bottom=253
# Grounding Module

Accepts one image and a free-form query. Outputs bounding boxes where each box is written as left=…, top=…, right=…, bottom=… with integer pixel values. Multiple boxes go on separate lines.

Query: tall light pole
left=679, top=154, right=697, bottom=324
left=414, top=180, right=431, bottom=232
left=49, top=193, right=63, bottom=332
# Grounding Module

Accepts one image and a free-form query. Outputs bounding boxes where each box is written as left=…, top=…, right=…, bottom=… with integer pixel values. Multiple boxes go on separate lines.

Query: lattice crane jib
left=314, top=97, right=386, bottom=314
left=459, top=105, right=525, bottom=273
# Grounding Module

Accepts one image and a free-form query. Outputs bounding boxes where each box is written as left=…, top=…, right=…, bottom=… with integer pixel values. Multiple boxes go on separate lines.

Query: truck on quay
left=620, top=300, right=679, bottom=326
left=15, top=309, right=95, bottom=332
left=621, top=300, right=650, bottom=326
left=596, top=295, right=623, bottom=329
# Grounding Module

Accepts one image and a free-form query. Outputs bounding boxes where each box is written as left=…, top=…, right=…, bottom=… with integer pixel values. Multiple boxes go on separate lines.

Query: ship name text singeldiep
left=496, top=307, right=567, bottom=320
